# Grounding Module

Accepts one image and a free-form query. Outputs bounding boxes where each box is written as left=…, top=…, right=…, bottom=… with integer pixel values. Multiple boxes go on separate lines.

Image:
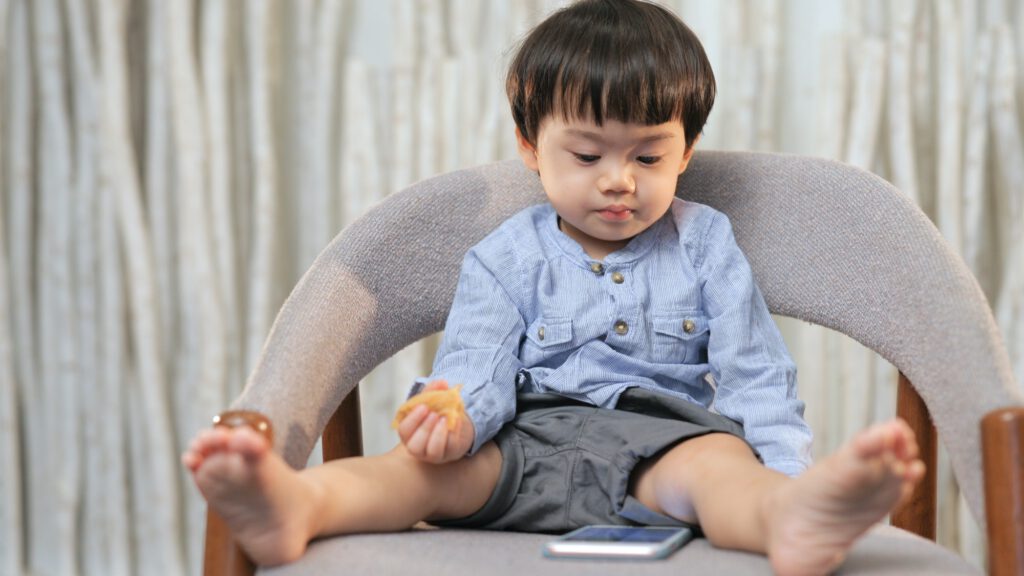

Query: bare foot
left=764, top=419, right=926, bottom=576
left=182, top=427, right=321, bottom=566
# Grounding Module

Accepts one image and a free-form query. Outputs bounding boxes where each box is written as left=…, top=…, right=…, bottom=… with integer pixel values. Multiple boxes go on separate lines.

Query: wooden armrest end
left=202, top=411, right=273, bottom=576
left=981, top=406, right=1024, bottom=576
left=893, top=374, right=938, bottom=540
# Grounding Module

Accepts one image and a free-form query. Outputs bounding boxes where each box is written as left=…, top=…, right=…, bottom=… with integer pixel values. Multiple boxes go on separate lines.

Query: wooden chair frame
left=196, top=151, right=1024, bottom=576
left=202, top=379, right=1024, bottom=576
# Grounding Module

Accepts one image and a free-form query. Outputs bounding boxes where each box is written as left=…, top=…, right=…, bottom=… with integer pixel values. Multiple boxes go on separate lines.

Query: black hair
left=506, top=0, right=715, bottom=150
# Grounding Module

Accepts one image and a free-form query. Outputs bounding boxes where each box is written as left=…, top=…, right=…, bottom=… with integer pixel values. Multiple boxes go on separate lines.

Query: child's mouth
left=597, top=206, right=634, bottom=221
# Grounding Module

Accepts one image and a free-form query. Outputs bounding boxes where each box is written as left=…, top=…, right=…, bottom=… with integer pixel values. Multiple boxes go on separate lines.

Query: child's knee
left=430, top=441, right=503, bottom=518
left=636, top=434, right=756, bottom=503
left=672, top=433, right=755, bottom=464
left=630, top=452, right=698, bottom=524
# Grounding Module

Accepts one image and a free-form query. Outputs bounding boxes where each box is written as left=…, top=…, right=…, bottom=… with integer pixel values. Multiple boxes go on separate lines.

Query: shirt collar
left=540, top=203, right=669, bottom=265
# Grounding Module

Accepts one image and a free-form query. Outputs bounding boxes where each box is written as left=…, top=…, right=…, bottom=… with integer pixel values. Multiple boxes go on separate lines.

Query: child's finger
left=425, top=417, right=449, bottom=462
left=405, top=412, right=440, bottom=457
left=397, top=404, right=430, bottom=443
left=423, top=379, right=449, bottom=392
left=448, top=416, right=473, bottom=459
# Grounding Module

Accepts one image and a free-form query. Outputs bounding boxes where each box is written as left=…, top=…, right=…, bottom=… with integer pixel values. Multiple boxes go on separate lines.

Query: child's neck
left=558, top=218, right=631, bottom=261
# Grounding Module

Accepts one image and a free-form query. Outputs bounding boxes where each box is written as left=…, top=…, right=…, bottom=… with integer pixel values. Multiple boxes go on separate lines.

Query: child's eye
left=637, top=155, right=661, bottom=165
left=573, top=153, right=600, bottom=164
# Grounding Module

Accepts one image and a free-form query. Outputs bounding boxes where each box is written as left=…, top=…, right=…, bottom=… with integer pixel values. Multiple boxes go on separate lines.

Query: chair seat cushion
left=258, top=524, right=981, bottom=575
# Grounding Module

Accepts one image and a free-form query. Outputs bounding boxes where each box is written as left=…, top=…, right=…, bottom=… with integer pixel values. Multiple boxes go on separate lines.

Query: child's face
left=516, top=115, right=697, bottom=259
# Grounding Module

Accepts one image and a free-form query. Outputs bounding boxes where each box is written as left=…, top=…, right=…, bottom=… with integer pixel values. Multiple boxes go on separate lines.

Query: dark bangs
left=507, top=0, right=715, bottom=149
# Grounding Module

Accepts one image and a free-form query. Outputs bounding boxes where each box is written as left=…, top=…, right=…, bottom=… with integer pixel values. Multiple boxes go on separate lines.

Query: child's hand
left=396, top=381, right=475, bottom=464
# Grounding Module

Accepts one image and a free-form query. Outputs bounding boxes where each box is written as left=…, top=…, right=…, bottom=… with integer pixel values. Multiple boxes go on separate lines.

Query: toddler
left=184, top=2, right=924, bottom=574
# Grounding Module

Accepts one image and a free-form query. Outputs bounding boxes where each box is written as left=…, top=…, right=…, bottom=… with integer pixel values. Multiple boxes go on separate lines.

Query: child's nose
left=598, top=164, right=636, bottom=195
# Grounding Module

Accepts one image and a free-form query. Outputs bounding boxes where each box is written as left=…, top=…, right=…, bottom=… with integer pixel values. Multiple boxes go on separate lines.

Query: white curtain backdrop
left=1, top=0, right=1021, bottom=574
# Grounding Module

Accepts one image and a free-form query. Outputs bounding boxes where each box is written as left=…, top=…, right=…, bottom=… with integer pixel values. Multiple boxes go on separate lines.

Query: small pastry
left=392, top=382, right=465, bottom=430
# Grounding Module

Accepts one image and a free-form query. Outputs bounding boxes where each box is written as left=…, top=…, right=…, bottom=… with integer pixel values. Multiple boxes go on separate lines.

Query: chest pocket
left=652, top=313, right=710, bottom=364
left=521, top=317, right=574, bottom=366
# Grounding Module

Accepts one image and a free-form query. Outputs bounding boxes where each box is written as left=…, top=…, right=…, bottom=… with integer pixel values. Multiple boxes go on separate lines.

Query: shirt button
left=611, top=271, right=625, bottom=284
left=683, top=319, right=696, bottom=334
left=590, top=262, right=605, bottom=275
left=613, top=320, right=629, bottom=335
left=538, top=326, right=545, bottom=341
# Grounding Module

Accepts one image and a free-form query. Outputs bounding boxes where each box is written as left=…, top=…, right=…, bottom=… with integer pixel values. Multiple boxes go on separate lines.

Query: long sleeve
left=698, top=212, right=813, bottom=477
left=418, top=243, right=527, bottom=454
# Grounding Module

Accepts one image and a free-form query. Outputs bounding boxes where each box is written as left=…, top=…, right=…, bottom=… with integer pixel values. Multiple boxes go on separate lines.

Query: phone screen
left=544, top=525, right=694, bottom=560
left=561, top=526, right=681, bottom=543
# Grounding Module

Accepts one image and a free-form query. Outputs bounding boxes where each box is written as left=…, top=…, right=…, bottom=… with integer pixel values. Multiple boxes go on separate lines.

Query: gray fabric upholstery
left=258, top=525, right=980, bottom=576
left=233, top=151, right=1022, bottom=573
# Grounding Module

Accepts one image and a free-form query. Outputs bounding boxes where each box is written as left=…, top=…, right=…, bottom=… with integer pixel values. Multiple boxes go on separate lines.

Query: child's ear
left=515, top=127, right=540, bottom=172
left=677, top=133, right=701, bottom=174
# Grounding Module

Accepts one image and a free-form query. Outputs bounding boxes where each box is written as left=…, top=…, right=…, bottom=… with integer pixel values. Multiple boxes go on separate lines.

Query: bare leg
left=631, top=419, right=925, bottom=576
left=182, top=427, right=501, bottom=566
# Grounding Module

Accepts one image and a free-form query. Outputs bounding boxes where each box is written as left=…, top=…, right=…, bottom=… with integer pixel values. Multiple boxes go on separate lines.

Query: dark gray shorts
left=434, top=387, right=758, bottom=533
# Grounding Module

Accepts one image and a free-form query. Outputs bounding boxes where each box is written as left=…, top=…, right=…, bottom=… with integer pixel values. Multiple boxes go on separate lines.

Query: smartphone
left=542, top=525, right=694, bottom=560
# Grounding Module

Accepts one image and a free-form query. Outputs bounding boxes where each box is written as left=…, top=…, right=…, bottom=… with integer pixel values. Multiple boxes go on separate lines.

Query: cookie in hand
left=391, top=381, right=465, bottom=430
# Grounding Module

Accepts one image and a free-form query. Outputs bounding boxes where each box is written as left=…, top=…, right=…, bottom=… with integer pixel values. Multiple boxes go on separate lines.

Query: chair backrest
left=234, top=151, right=1022, bottom=528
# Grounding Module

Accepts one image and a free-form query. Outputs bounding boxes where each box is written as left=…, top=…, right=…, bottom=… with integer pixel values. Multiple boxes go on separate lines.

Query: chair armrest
left=203, top=509, right=255, bottom=576
left=982, top=406, right=1024, bottom=576
left=202, top=411, right=273, bottom=576
left=322, top=386, right=364, bottom=461
left=892, top=373, right=938, bottom=540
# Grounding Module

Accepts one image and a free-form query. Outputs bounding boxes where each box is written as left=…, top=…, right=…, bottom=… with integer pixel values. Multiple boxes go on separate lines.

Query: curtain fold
left=2, top=1, right=1020, bottom=574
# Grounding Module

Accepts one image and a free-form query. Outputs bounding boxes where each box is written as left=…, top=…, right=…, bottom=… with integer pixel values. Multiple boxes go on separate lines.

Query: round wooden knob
left=212, top=410, right=273, bottom=443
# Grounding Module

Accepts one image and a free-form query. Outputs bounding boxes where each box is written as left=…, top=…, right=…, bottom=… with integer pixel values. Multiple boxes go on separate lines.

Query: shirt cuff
left=408, top=377, right=499, bottom=457
left=464, top=398, right=504, bottom=455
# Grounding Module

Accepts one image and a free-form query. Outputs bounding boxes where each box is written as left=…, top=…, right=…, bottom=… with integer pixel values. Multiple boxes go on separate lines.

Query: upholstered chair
left=203, top=152, right=1024, bottom=576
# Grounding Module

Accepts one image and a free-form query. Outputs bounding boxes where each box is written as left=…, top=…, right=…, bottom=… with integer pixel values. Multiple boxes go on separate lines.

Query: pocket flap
left=525, top=317, right=573, bottom=347
left=653, top=314, right=709, bottom=341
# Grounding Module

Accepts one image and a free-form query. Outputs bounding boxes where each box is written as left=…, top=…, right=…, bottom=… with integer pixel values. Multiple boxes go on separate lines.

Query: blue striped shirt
left=418, top=199, right=813, bottom=477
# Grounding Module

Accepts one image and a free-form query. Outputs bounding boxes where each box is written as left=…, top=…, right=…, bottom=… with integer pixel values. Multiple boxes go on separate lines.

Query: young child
left=183, top=1, right=925, bottom=574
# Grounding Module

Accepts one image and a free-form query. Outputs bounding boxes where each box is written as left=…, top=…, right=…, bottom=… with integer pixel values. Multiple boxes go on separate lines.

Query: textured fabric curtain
left=1, top=0, right=1021, bottom=574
